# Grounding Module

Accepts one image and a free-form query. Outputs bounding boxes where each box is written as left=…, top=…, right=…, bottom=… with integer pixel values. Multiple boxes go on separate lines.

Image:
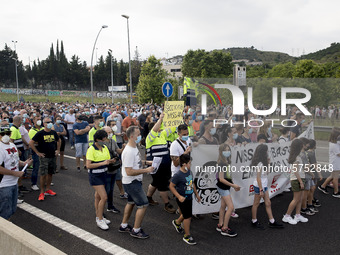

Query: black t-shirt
left=216, top=162, right=233, bottom=190
left=32, top=130, right=59, bottom=158
left=290, top=123, right=302, bottom=137
left=138, top=114, right=147, bottom=129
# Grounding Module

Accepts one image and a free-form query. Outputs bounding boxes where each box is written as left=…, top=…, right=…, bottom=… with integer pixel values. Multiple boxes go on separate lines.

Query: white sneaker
left=282, top=215, right=297, bottom=225
left=31, top=185, right=39, bottom=191
left=17, top=199, right=24, bottom=204
left=96, top=219, right=109, bottom=230
left=96, top=217, right=111, bottom=225
left=294, top=215, right=308, bottom=223
left=231, top=212, right=239, bottom=218
left=71, top=146, right=74, bottom=150
left=284, top=188, right=291, bottom=192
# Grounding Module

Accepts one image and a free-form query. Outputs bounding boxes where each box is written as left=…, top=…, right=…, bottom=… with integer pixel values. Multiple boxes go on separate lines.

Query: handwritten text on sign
left=163, top=101, right=184, bottom=128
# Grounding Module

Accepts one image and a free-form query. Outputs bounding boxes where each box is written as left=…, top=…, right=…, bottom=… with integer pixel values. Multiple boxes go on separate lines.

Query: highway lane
left=10, top=141, right=340, bottom=255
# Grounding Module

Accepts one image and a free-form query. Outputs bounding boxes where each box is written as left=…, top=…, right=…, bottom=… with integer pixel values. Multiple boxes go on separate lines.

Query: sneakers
left=301, top=208, right=315, bottom=216
left=252, top=221, right=265, bottom=230
left=19, top=185, right=30, bottom=193
left=308, top=206, right=319, bottom=213
left=192, top=214, right=201, bottom=220
left=332, top=192, right=340, bottom=198
left=147, top=196, right=159, bottom=205
left=294, top=215, right=308, bottom=223
left=211, top=212, right=219, bottom=220
left=38, top=193, right=45, bottom=201
left=17, top=199, right=24, bottom=204
left=164, top=203, right=176, bottom=214
left=183, top=235, right=197, bottom=245
left=282, top=215, right=297, bottom=225
left=231, top=212, right=239, bottom=218
left=107, top=206, right=120, bottom=213
left=31, top=185, right=39, bottom=191
left=71, top=146, right=74, bottom=150
left=60, top=166, right=68, bottom=170
left=96, top=219, right=109, bottom=230
left=216, top=224, right=223, bottom=232
left=313, top=198, right=321, bottom=207
left=172, top=220, right=184, bottom=233
left=119, top=224, right=132, bottom=233
left=130, top=228, right=149, bottom=239
left=44, top=189, right=56, bottom=196
left=96, top=217, right=111, bottom=225
left=176, top=208, right=180, bottom=215
left=221, top=227, right=237, bottom=237
left=120, top=193, right=128, bottom=199
left=318, top=185, right=329, bottom=194
left=268, top=221, right=284, bottom=228
left=77, top=167, right=81, bottom=173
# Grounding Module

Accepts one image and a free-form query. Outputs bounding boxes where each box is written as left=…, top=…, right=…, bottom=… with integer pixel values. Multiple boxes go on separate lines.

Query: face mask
left=189, top=120, right=194, bottom=125
left=233, top=133, right=238, bottom=140
left=23, top=118, right=26, bottom=123
left=248, top=128, right=253, bottom=134
left=56, top=120, right=62, bottom=124
left=47, top=123, right=53, bottom=129
left=135, top=135, right=142, bottom=144
left=99, top=121, right=104, bottom=127
left=301, top=119, right=305, bottom=123
left=33, top=113, right=37, bottom=117
left=197, top=116, right=202, bottom=121
left=111, top=126, right=118, bottom=132
left=113, top=117, right=118, bottom=122
left=1, top=135, right=10, bottom=144
left=86, top=111, right=90, bottom=115
left=250, top=117, right=254, bottom=120
left=232, top=117, right=236, bottom=121
left=181, top=135, right=189, bottom=141
left=130, top=113, right=134, bottom=117
left=108, top=133, right=113, bottom=139
left=37, top=120, right=42, bottom=126
left=9, top=111, right=13, bottom=115
left=222, top=151, right=231, bottom=158
left=210, top=128, right=216, bottom=135
left=23, top=114, right=29, bottom=118
left=97, top=141, right=105, bottom=147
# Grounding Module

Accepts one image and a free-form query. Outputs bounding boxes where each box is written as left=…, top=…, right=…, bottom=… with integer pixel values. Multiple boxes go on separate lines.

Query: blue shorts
left=88, top=172, right=107, bottom=186
left=115, top=167, right=122, bottom=181
left=254, top=186, right=268, bottom=195
left=75, top=143, right=88, bottom=157
left=0, top=184, right=18, bottom=219
left=123, top=180, right=149, bottom=208
left=217, top=186, right=230, bottom=197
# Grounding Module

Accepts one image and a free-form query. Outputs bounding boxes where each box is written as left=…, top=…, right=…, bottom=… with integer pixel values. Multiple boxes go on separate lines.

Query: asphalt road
left=10, top=141, right=340, bottom=255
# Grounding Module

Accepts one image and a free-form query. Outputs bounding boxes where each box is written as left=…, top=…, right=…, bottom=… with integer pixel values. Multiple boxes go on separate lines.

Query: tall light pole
left=12, top=58, right=19, bottom=102
left=108, top=49, right=114, bottom=104
left=122, top=14, right=133, bottom=104
left=90, top=25, right=108, bottom=104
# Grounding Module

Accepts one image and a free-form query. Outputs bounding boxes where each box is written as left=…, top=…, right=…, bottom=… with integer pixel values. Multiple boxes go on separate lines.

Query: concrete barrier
left=0, top=217, right=66, bottom=255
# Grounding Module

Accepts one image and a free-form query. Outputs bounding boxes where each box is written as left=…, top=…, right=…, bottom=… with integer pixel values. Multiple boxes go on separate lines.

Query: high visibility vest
left=145, top=129, right=169, bottom=161
left=89, top=127, right=102, bottom=146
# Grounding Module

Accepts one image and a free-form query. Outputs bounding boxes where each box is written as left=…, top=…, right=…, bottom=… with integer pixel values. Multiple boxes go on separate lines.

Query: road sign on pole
left=162, top=82, right=173, bottom=99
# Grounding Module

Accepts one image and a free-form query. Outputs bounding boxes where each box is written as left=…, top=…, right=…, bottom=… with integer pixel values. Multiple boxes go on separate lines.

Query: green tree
left=267, top=62, right=296, bottom=78
left=136, top=56, right=168, bottom=104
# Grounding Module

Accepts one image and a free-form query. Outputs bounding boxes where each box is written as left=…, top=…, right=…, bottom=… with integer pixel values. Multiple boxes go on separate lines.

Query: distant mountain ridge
left=301, top=42, right=340, bottom=63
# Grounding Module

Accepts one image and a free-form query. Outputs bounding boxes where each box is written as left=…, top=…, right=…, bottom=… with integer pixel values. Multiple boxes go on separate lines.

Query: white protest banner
left=192, top=122, right=315, bottom=214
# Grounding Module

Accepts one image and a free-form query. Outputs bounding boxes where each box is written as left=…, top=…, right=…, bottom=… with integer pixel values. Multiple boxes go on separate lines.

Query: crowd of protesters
left=0, top=100, right=339, bottom=245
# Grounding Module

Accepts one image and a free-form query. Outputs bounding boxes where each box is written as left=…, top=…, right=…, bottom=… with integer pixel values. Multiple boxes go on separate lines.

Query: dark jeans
left=105, top=173, right=117, bottom=209
left=31, top=152, right=39, bottom=185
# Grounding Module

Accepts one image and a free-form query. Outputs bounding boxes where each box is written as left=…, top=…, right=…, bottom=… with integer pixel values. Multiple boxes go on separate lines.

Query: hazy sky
left=1, top=0, right=339, bottom=65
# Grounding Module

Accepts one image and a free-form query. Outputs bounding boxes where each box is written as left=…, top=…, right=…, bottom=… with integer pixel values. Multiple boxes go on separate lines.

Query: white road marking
left=63, top=155, right=81, bottom=160
left=17, top=203, right=135, bottom=255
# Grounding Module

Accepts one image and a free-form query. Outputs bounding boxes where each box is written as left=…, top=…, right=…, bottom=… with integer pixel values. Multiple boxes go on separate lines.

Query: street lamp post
left=12, top=58, right=19, bottom=102
left=12, top=40, right=17, bottom=52
left=90, top=25, right=108, bottom=104
left=109, top=49, right=114, bottom=104
left=122, top=14, right=133, bottom=104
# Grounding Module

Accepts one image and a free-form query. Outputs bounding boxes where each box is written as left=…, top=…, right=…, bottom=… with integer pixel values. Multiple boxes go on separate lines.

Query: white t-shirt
left=19, top=125, right=30, bottom=150
left=170, top=138, right=192, bottom=177
left=329, top=142, right=340, bottom=170
left=122, top=144, right=143, bottom=184
left=64, top=113, right=76, bottom=130
left=253, top=162, right=268, bottom=188
left=0, top=142, right=20, bottom=188
left=290, top=156, right=305, bottom=180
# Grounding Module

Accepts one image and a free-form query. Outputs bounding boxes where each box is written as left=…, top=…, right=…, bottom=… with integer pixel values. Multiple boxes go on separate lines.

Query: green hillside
left=301, top=42, right=340, bottom=63
left=222, top=47, right=296, bottom=64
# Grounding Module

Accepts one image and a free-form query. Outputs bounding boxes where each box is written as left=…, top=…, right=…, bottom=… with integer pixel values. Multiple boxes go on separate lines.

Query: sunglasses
left=0, top=131, right=11, bottom=136
left=44, top=121, right=52, bottom=124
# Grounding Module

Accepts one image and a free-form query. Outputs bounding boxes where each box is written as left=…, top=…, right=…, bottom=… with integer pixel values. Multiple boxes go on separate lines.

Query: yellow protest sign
left=163, top=101, right=184, bottom=129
